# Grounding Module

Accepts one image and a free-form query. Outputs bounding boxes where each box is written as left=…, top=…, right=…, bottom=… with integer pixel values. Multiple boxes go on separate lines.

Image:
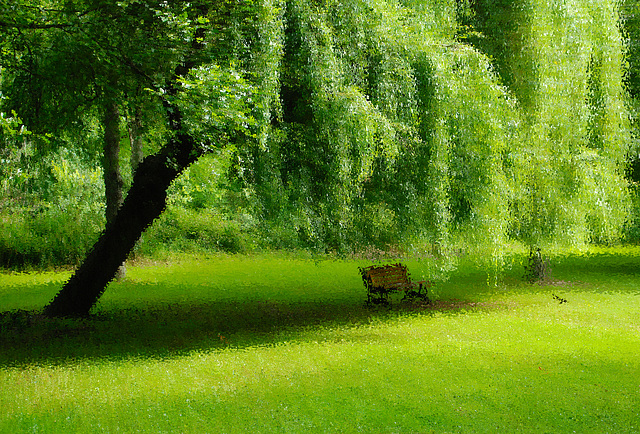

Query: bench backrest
left=361, top=263, right=411, bottom=289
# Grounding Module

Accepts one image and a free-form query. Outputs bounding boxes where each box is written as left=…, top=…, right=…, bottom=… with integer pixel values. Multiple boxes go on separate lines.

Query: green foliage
left=0, top=110, right=27, bottom=147
left=622, top=0, right=640, bottom=99
left=0, top=148, right=105, bottom=268
left=233, top=0, right=631, bottom=266
left=176, top=64, right=257, bottom=149
left=133, top=151, right=259, bottom=256
left=136, top=207, right=254, bottom=256
left=621, top=0, right=640, bottom=241
left=0, top=147, right=260, bottom=268
left=0, top=0, right=635, bottom=272
left=501, top=0, right=630, bottom=248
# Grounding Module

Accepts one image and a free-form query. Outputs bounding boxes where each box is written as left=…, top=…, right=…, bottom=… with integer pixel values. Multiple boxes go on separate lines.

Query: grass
left=0, top=248, right=639, bottom=433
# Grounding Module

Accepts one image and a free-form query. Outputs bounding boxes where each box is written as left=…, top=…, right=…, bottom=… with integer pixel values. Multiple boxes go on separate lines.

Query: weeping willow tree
left=1, top=0, right=629, bottom=315
left=244, top=0, right=631, bottom=259
left=241, top=0, right=516, bottom=258
left=460, top=0, right=631, bottom=251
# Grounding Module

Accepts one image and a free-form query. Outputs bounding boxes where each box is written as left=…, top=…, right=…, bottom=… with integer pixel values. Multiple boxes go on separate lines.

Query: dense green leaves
left=177, top=64, right=257, bottom=148
left=240, top=0, right=631, bottom=257
left=0, top=0, right=634, bottom=268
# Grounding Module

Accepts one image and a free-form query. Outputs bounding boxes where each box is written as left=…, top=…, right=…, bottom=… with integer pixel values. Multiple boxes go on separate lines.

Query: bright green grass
left=0, top=249, right=639, bottom=433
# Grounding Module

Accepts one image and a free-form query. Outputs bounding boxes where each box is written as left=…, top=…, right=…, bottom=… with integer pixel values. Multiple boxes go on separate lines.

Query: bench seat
left=359, top=263, right=431, bottom=305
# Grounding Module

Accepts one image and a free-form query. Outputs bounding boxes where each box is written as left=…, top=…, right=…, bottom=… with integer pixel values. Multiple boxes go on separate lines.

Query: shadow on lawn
left=0, top=297, right=496, bottom=368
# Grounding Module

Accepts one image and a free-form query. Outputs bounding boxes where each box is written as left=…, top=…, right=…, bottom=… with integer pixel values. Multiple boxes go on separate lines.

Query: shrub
left=135, top=207, right=256, bottom=257
left=0, top=148, right=104, bottom=269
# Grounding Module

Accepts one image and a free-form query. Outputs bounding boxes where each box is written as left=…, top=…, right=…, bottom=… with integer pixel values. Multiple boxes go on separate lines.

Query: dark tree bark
left=43, top=133, right=199, bottom=317
left=43, top=9, right=209, bottom=317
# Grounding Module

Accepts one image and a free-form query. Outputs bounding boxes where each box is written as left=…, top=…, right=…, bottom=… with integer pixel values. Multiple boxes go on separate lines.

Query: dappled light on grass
left=0, top=251, right=639, bottom=432
left=0, top=296, right=496, bottom=369
left=0, top=270, right=72, bottom=312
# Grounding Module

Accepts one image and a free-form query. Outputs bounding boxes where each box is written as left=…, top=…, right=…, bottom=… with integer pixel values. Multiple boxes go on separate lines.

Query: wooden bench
left=359, top=263, right=431, bottom=305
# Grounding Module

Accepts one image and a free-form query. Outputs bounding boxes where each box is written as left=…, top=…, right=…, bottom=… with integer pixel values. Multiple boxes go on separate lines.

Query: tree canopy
left=239, top=0, right=630, bottom=257
left=0, top=0, right=633, bottom=315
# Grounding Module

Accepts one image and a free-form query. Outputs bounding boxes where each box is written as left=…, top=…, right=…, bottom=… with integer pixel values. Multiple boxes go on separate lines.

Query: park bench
left=359, top=263, right=431, bottom=305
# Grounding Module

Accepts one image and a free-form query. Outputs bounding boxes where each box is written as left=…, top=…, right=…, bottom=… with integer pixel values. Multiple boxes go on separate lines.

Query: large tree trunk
left=43, top=13, right=208, bottom=318
left=43, top=133, right=199, bottom=317
left=103, top=98, right=126, bottom=280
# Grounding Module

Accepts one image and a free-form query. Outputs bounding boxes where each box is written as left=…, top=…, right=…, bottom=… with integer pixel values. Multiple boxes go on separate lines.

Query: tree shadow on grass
left=0, top=296, right=498, bottom=368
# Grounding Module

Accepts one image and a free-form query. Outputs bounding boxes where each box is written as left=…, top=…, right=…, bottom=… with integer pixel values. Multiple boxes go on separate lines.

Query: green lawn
left=0, top=249, right=639, bottom=433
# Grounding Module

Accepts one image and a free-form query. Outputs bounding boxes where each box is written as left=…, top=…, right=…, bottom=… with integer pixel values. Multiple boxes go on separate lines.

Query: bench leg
left=417, top=283, right=430, bottom=303
left=367, top=289, right=391, bottom=306
left=401, top=284, right=430, bottom=303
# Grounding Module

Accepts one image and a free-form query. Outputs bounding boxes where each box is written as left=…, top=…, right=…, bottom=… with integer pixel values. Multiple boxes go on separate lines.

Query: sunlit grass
left=1, top=249, right=639, bottom=432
